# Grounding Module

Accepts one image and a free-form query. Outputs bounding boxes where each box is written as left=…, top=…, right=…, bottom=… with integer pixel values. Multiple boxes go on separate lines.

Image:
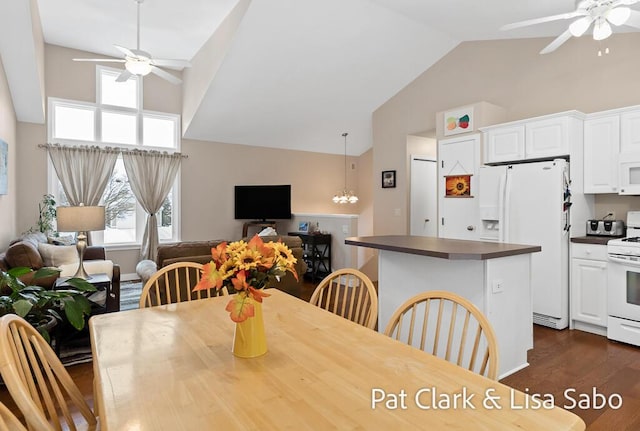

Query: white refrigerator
left=478, top=159, right=571, bottom=330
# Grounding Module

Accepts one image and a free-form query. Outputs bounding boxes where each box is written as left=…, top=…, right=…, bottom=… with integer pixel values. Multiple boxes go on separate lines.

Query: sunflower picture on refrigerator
left=445, top=174, right=472, bottom=197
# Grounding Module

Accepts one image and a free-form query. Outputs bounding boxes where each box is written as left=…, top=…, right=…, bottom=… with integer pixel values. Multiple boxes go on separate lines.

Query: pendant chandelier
left=332, top=132, right=358, bottom=204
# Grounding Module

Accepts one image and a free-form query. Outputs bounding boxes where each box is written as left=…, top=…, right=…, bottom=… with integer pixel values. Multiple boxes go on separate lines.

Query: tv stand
left=242, top=221, right=277, bottom=237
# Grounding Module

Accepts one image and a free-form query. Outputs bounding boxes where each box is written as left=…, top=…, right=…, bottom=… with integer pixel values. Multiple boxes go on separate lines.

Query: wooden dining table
left=89, top=289, right=585, bottom=430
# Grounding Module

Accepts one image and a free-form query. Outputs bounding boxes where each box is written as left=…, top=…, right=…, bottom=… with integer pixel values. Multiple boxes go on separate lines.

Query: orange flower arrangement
left=193, top=235, right=298, bottom=322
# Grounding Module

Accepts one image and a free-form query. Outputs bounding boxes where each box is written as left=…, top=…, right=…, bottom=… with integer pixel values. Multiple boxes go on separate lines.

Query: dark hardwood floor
left=3, top=278, right=640, bottom=430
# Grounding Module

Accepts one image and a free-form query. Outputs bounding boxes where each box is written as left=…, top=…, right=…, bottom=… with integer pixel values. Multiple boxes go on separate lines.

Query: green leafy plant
left=0, top=267, right=96, bottom=341
left=37, top=194, right=58, bottom=236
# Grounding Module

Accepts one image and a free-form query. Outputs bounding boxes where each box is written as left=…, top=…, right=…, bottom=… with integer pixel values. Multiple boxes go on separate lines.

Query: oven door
left=608, top=256, right=640, bottom=321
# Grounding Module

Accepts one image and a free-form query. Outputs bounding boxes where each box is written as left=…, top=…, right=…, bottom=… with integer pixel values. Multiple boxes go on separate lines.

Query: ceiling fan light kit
left=501, top=0, right=640, bottom=54
left=593, top=18, right=613, bottom=40
left=72, top=0, right=191, bottom=84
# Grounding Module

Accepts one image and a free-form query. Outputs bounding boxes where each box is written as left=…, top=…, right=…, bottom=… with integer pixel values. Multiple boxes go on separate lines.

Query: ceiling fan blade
left=150, top=58, right=192, bottom=68
left=540, top=29, right=573, bottom=54
left=114, top=44, right=136, bottom=58
left=115, top=70, right=133, bottom=82
left=501, top=11, right=587, bottom=31
left=150, top=66, right=182, bottom=85
left=624, top=9, right=640, bottom=28
left=73, top=58, right=125, bottom=63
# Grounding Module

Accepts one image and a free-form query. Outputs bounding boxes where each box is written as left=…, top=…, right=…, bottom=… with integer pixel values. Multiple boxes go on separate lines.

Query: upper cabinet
left=584, top=114, right=620, bottom=194
left=583, top=106, right=640, bottom=195
left=482, top=112, right=582, bottom=165
left=484, top=125, right=525, bottom=164
left=621, top=109, right=640, bottom=153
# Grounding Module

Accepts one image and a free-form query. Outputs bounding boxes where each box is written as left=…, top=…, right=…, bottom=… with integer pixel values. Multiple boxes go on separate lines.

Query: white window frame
left=46, top=66, right=182, bottom=248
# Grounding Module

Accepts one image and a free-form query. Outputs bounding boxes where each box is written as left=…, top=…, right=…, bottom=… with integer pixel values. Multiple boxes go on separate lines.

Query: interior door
left=410, top=157, right=437, bottom=237
left=438, top=134, right=481, bottom=240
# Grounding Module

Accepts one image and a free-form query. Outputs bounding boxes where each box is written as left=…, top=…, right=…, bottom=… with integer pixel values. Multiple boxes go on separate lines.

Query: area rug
left=58, top=281, right=143, bottom=366
left=120, top=280, right=143, bottom=311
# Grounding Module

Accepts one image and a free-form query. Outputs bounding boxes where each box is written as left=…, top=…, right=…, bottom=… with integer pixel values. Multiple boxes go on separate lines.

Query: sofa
left=136, top=235, right=307, bottom=297
left=0, top=232, right=121, bottom=312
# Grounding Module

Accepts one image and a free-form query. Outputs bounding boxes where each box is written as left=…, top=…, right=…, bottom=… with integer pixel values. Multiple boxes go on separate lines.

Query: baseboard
left=121, top=272, right=140, bottom=282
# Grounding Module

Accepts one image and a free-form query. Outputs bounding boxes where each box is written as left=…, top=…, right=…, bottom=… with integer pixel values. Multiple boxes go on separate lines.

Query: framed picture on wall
left=443, top=106, right=474, bottom=136
left=382, top=170, right=396, bottom=188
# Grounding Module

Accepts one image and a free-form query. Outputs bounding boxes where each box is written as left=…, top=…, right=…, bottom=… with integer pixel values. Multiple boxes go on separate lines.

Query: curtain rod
left=38, top=143, right=188, bottom=158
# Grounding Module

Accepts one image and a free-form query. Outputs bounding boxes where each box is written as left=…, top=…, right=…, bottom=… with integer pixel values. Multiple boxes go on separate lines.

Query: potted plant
left=0, top=267, right=96, bottom=342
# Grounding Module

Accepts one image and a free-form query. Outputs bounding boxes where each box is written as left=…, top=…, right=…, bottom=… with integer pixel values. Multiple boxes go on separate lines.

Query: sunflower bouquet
left=193, top=235, right=298, bottom=322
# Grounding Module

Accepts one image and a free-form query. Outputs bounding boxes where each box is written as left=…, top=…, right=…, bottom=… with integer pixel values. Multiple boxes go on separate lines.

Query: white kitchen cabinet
left=584, top=115, right=620, bottom=193
left=525, top=116, right=571, bottom=160
left=570, top=243, right=608, bottom=336
left=621, top=109, right=640, bottom=153
left=484, top=125, right=524, bottom=164
left=482, top=112, right=581, bottom=165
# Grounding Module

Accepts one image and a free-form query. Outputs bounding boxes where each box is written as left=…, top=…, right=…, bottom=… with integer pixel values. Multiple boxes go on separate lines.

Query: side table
left=288, top=232, right=332, bottom=281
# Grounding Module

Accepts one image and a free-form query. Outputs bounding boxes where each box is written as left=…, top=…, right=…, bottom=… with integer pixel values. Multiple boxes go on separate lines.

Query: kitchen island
left=345, top=235, right=541, bottom=378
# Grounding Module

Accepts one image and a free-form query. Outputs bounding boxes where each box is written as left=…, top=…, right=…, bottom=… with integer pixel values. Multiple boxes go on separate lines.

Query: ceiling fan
left=72, top=0, right=191, bottom=84
left=501, top=0, right=640, bottom=54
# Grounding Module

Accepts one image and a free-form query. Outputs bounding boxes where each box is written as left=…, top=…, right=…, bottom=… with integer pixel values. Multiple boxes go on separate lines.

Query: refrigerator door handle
left=502, top=168, right=512, bottom=243
left=498, top=171, right=506, bottom=243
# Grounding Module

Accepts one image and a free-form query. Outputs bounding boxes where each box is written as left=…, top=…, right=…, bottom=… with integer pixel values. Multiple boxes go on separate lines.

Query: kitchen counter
left=346, top=235, right=540, bottom=378
left=571, top=236, right=621, bottom=246
left=345, top=235, right=540, bottom=260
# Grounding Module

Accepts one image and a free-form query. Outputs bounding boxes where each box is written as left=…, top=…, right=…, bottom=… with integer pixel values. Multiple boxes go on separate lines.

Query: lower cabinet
left=570, top=243, right=608, bottom=335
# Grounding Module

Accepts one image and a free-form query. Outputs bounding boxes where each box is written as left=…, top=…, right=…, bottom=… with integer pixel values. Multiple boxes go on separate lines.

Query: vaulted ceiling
left=1, top=0, right=633, bottom=155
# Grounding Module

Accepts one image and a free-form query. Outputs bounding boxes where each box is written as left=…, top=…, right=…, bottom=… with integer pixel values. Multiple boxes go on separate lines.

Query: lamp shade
left=57, top=205, right=106, bottom=232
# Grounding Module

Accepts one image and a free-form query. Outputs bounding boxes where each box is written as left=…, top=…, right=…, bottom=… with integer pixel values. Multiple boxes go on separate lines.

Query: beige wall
left=13, top=44, right=370, bottom=276
left=372, top=33, right=640, bottom=235
left=181, top=138, right=360, bottom=242
left=0, top=59, right=17, bottom=249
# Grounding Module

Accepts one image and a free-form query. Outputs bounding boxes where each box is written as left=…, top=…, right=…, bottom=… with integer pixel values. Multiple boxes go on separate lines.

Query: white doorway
left=410, top=156, right=438, bottom=237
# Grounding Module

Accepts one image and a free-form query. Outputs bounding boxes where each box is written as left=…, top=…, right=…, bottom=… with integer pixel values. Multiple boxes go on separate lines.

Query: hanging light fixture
left=332, top=132, right=358, bottom=204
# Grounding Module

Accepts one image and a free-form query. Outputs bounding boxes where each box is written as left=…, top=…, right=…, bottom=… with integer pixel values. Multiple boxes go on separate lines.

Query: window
left=47, top=66, right=181, bottom=247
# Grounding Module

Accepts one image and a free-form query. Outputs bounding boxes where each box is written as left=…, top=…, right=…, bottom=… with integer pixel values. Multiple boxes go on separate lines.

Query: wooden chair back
left=0, top=314, right=96, bottom=431
left=384, top=290, right=499, bottom=380
left=139, top=261, right=228, bottom=308
left=309, top=268, right=378, bottom=329
left=0, top=401, right=29, bottom=431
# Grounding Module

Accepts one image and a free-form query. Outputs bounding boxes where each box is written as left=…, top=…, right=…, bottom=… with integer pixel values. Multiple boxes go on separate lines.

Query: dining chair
left=309, top=268, right=378, bottom=329
left=0, top=314, right=97, bottom=431
left=0, top=401, right=29, bottom=431
left=384, top=290, right=499, bottom=380
left=139, top=261, right=228, bottom=308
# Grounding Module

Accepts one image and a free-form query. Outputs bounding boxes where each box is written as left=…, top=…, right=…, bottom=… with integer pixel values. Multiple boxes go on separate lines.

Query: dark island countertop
left=345, top=235, right=541, bottom=260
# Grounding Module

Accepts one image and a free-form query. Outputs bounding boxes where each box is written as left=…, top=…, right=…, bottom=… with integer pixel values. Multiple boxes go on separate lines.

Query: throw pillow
left=5, top=241, right=44, bottom=269
left=38, top=243, right=79, bottom=267
left=47, top=235, right=76, bottom=246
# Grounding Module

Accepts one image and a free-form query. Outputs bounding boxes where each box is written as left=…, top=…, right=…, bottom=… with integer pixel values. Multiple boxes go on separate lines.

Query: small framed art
left=443, top=106, right=474, bottom=136
left=298, top=221, right=309, bottom=233
left=382, top=170, right=396, bottom=188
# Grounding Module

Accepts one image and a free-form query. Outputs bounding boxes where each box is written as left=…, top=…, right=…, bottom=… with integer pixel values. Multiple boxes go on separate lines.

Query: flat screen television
left=234, top=185, right=292, bottom=221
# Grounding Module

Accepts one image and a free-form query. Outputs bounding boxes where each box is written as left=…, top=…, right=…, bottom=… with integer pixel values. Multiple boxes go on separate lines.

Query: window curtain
left=45, top=144, right=119, bottom=244
left=122, top=150, right=183, bottom=261
left=45, top=144, right=119, bottom=206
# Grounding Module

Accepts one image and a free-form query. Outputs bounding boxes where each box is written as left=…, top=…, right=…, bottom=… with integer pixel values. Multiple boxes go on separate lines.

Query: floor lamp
left=56, top=204, right=106, bottom=279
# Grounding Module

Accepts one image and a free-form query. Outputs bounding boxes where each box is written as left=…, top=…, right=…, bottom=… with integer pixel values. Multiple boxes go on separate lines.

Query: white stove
left=608, top=211, right=640, bottom=258
left=607, top=211, right=640, bottom=347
